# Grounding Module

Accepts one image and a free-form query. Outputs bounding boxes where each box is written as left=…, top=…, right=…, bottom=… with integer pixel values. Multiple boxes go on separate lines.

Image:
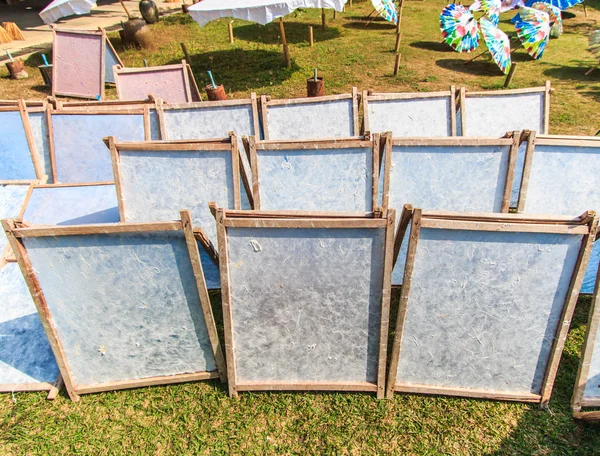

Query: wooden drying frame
left=572, top=264, right=600, bottom=420
left=517, top=134, right=600, bottom=214
left=0, top=181, right=62, bottom=399
left=1, top=211, right=227, bottom=401
left=113, top=61, right=200, bottom=103
left=362, top=86, right=458, bottom=137
left=386, top=207, right=598, bottom=404
left=51, top=27, right=121, bottom=100
left=107, top=134, right=241, bottom=260
left=0, top=101, right=46, bottom=184
left=47, top=105, right=153, bottom=184
left=259, top=88, right=360, bottom=140
left=458, top=82, right=552, bottom=136
left=246, top=134, right=382, bottom=212
left=382, top=134, right=520, bottom=217
left=214, top=205, right=395, bottom=399
left=52, top=98, right=156, bottom=111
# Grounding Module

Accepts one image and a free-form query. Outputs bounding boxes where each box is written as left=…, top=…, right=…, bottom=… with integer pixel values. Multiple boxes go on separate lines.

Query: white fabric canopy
left=40, top=0, right=97, bottom=24
left=188, top=0, right=347, bottom=27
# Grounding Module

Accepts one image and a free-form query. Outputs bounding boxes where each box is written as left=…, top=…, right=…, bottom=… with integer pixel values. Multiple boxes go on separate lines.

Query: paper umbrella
left=479, top=17, right=512, bottom=74
left=515, top=6, right=551, bottom=59
left=531, top=2, right=563, bottom=37
left=440, top=4, right=480, bottom=52
left=371, top=0, right=398, bottom=23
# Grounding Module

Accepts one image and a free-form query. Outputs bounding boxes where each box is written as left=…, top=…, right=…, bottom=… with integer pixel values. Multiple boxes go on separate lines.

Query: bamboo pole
left=504, top=62, right=518, bottom=88
left=228, top=22, right=234, bottom=43
left=280, top=18, right=291, bottom=68
left=393, top=53, right=401, bottom=75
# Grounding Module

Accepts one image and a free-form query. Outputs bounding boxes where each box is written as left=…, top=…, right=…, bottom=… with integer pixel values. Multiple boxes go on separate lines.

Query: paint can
left=205, top=84, right=227, bottom=101
left=306, top=76, right=324, bottom=97
left=6, top=60, right=28, bottom=79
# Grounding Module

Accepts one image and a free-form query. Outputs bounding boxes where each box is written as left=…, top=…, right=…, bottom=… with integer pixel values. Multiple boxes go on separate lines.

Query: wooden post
left=118, top=0, right=132, bottom=20
left=333, top=10, right=337, bottom=20
left=393, top=53, right=401, bottom=75
left=322, top=8, right=326, bottom=29
left=394, top=32, right=401, bottom=53
left=228, top=21, right=234, bottom=43
left=396, top=0, right=404, bottom=33
left=583, top=0, right=588, bottom=17
left=180, top=43, right=191, bottom=65
left=504, top=62, right=518, bottom=88
left=279, top=18, right=291, bottom=68
left=309, top=26, right=314, bottom=47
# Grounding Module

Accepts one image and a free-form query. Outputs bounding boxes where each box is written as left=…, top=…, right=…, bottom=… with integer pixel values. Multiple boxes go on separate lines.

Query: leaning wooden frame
left=2, top=211, right=227, bottom=401
left=47, top=106, right=153, bottom=184
left=572, top=267, right=600, bottom=420
left=107, top=134, right=240, bottom=263
left=516, top=135, right=600, bottom=214
left=113, top=62, right=201, bottom=103
left=383, top=134, right=522, bottom=215
left=214, top=205, right=396, bottom=399
left=246, top=134, right=381, bottom=212
left=386, top=208, right=598, bottom=404
left=0, top=182, right=62, bottom=399
left=51, top=28, right=123, bottom=100
left=362, top=87, right=458, bottom=137
left=458, top=82, right=552, bottom=136
left=515, top=134, right=600, bottom=295
left=0, top=101, right=46, bottom=184
left=260, top=88, right=360, bottom=140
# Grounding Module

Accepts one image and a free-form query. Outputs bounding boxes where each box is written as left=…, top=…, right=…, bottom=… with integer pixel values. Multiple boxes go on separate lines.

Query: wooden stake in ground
left=394, top=53, right=401, bottom=75
left=504, top=62, right=518, bottom=87
left=279, top=18, right=291, bottom=68
left=322, top=8, right=326, bottom=29
left=309, top=26, right=314, bottom=47
left=1, top=22, right=25, bottom=41
left=228, top=21, right=234, bottom=43
left=180, top=43, right=192, bottom=65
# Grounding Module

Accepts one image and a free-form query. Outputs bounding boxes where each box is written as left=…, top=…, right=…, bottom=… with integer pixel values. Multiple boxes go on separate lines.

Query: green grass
left=1, top=1, right=600, bottom=453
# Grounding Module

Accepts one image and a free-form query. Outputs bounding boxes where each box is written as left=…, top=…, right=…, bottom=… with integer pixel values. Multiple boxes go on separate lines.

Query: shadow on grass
left=234, top=21, right=341, bottom=45
left=167, top=48, right=300, bottom=92
left=543, top=62, right=600, bottom=82
left=343, top=20, right=396, bottom=31
left=436, top=58, right=507, bottom=77
left=410, top=41, right=454, bottom=53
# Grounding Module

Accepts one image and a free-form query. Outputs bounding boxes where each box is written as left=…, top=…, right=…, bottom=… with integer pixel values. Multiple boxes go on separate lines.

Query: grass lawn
left=1, top=0, right=600, bottom=453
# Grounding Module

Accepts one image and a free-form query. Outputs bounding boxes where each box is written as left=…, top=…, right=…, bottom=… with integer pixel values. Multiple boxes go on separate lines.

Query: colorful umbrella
left=513, top=0, right=582, bottom=23
left=469, top=0, right=501, bottom=25
left=531, top=2, right=562, bottom=37
left=515, top=7, right=550, bottom=59
left=480, top=17, right=512, bottom=74
left=481, top=0, right=502, bottom=25
left=371, top=0, right=398, bottom=24
left=440, top=4, right=480, bottom=53
left=501, top=0, right=525, bottom=11
left=589, top=30, right=600, bottom=62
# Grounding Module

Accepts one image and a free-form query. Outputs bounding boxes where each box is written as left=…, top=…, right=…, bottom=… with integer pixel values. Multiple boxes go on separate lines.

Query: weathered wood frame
left=51, top=28, right=110, bottom=100
left=0, top=101, right=46, bottom=184
left=0, top=183, right=61, bottom=398
left=458, top=82, right=552, bottom=136
left=572, top=265, right=600, bottom=420
left=215, top=206, right=396, bottom=399
left=383, top=135, right=520, bottom=222
left=362, top=87, right=458, bottom=137
left=516, top=135, right=600, bottom=214
left=1, top=211, right=227, bottom=401
left=386, top=208, right=598, bottom=404
left=260, top=88, right=360, bottom=140
left=113, top=62, right=200, bottom=103
left=47, top=106, right=152, bottom=184
left=247, top=135, right=381, bottom=212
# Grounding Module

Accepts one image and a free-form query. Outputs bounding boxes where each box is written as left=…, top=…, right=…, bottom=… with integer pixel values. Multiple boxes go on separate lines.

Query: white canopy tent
left=40, top=0, right=97, bottom=24
left=188, top=0, right=347, bottom=66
